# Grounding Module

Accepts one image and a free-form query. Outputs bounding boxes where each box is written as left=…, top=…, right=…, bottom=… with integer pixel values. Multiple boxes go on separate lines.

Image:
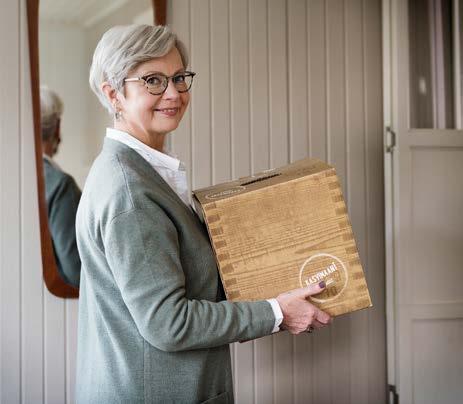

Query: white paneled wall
left=169, top=1, right=386, bottom=403
left=0, top=0, right=386, bottom=403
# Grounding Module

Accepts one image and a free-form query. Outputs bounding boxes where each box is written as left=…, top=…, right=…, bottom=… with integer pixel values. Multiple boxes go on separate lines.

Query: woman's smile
left=154, top=107, right=179, bottom=116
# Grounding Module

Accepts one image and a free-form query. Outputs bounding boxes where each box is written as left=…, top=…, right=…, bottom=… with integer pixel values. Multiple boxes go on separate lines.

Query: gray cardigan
left=75, top=138, right=275, bottom=404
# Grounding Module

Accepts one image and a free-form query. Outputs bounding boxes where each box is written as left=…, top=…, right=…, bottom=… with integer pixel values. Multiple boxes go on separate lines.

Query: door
left=384, top=0, right=463, bottom=403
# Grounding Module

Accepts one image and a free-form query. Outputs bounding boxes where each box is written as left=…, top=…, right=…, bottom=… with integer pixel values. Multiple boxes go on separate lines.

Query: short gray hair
left=89, top=24, right=189, bottom=114
left=40, top=85, right=63, bottom=142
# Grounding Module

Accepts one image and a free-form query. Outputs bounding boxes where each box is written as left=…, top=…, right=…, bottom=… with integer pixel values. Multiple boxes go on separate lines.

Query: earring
left=113, top=102, right=122, bottom=120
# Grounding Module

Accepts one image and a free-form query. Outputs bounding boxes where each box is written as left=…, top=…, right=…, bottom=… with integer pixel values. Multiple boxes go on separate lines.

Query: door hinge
left=385, top=126, right=396, bottom=153
left=388, top=384, right=399, bottom=404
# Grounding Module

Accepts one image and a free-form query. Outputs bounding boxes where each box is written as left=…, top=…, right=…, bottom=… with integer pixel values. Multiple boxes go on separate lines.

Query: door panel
left=412, top=318, right=463, bottom=404
left=410, top=147, right=463, bottom=303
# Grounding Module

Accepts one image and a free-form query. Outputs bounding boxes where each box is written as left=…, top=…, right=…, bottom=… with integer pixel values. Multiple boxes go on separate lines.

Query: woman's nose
left=162, top=79, right=180, bottom=99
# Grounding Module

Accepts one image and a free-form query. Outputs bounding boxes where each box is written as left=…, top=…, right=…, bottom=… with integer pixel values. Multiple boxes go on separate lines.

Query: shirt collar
left=106, top=127, right=183, bottom=172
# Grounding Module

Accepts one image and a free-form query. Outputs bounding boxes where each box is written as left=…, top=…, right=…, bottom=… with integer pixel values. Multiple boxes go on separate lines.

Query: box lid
left=193, top=158, right=332, bottom=205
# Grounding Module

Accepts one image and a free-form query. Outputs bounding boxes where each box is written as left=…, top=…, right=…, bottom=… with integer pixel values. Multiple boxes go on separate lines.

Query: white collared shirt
left=106, top=128, right=190, bottom=208
left=105, top=127, right=283, bottom=333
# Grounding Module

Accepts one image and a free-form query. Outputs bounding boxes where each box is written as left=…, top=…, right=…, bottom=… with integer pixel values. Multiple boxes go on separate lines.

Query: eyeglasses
left=124, top=71, right=196, bottom=95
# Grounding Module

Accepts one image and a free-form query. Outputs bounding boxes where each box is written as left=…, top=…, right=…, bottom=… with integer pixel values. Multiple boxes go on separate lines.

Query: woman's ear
left=101, top=82, right=120, bottom=112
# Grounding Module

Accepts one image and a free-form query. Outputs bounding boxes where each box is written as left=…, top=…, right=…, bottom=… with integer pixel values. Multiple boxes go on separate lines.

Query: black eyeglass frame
left=124, top=71, right=196, bottom=95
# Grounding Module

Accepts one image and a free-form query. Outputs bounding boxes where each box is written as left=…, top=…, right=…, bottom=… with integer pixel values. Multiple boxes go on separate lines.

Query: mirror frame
left=26, top=0, right=166, bottom=298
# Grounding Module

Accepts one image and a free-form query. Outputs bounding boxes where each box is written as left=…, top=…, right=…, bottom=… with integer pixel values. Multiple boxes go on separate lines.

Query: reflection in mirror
left=40, top=86, right=82, bottom=287
left=38, top=0, right=155, bottom=296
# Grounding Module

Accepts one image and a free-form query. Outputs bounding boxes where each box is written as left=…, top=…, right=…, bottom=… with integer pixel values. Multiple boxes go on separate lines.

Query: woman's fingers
left=305, top=307, right=332, bottom=331
left=311, top=318, right=329, bottom=330
left=314, top=308, right=331, bottom=325
left=276, top=283, right=332, bottom=335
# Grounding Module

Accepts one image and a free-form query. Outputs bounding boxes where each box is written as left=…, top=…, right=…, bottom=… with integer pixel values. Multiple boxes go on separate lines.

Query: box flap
left=193, top=158, right=332, bottom=205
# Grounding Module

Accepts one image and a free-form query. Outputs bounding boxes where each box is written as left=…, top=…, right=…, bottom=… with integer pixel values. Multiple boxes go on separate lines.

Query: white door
left=384, top=0, right=463, bottom=403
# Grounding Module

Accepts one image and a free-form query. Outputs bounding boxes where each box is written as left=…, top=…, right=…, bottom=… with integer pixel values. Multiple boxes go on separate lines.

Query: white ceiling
left=39, top=0, right=131, bottom=27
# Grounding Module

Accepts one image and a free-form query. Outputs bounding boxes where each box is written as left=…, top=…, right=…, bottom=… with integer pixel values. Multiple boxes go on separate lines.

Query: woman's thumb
left=299, top=281, right=326, bottom=298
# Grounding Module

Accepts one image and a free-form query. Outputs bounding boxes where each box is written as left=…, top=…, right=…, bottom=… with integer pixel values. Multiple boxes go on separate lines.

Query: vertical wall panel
left=250, top=0, right=270, bottom=173
left=268, top=0, right=289, bottom=169
left=254, top=336, right=273, bottom=404
left=364, top=0, right=387, bottom=402
left=309, top=0, right=328, bottom=161
left=273, top=331, right=293, bottom=403
left=190, top=0, right=212, bottom=190
left=44, top=297, right=66, bottom=403
left=268, top=1, right=290, bottom=403
left=307, top=3, right=334, bottom=403
left=345, top=1, right=370, bottom=403
left=211, top=0, right=232, bottom=184
left=326, top=2, right=352, bottom=404
left=287, top=1, right=312, bottom=404
left=311, top=323, right=332, bottom=403
left=249, top=0, right=273, bottom=399
left=229, top=1, right=254, bottom=401
left=65, top=301, right=79, bottom=404
left=0, top=1, right=21, bottom=403
left=327, top=0, right=347, bottom=187
left=270, top=12, right=294, bottom=400
left=230, top=0, right=251, bottom=179
left=288, top=0, right=309, bottom=162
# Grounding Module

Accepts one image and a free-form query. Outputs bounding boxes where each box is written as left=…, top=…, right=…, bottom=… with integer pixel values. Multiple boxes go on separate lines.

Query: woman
left=76, top=24, right=331, bottom=404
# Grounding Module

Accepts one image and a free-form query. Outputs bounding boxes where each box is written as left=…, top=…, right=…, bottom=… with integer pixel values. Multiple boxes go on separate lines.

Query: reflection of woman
left=76, top=24, right=331, bottom=403
left=40, top=86, right=81, bottom=288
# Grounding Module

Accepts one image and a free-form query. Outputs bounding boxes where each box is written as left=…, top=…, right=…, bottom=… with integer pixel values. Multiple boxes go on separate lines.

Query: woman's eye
left=146, top=75, right=162, bottom=86
left=173, top=74, right=186, bottom=83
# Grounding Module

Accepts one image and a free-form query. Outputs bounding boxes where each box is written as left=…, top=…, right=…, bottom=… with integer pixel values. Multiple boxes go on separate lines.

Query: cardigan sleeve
left=103, top=205, right=275, bottom=352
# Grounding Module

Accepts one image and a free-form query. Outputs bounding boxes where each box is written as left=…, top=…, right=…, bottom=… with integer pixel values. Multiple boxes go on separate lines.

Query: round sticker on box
left=299, top=253, right=348, bottom=303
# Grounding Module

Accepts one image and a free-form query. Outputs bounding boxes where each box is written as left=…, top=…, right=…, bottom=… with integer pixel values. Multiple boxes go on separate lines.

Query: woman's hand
left=276, top=281, right=332, bottom=335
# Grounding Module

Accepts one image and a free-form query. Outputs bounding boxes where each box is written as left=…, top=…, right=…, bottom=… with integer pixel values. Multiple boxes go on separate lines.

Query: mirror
left=27, top=0, right=166, bottom=298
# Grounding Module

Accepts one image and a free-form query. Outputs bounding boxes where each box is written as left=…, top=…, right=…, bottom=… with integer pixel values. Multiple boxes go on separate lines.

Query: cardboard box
left=192, top=158, right=372, bottom=317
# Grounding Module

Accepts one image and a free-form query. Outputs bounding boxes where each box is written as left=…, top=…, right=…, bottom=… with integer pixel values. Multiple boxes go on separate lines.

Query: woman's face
left=117, top=47, right=190, bottom=145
